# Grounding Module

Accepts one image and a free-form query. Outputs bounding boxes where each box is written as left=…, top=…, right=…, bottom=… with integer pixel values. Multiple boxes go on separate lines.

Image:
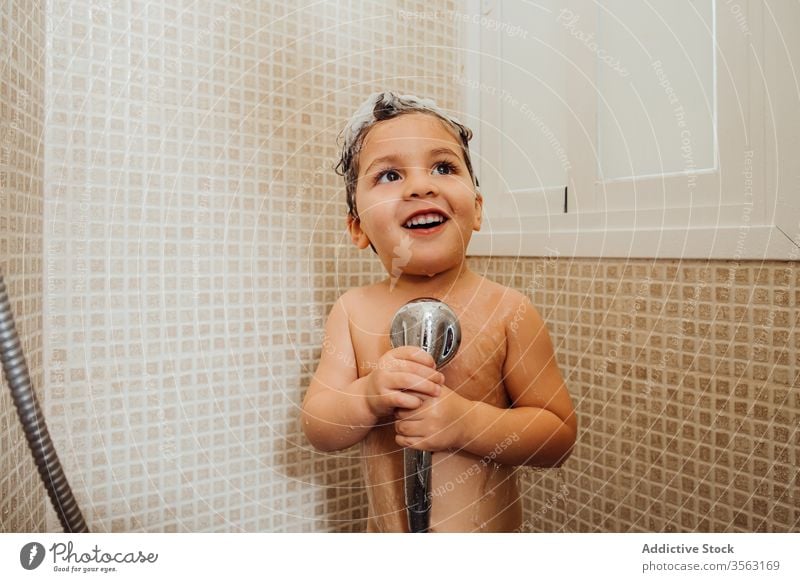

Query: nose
left=402, top=166, right=440, bottom=200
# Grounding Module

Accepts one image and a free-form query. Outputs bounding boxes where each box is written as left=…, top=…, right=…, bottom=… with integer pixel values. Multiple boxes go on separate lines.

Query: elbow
left=537, top=441, right=575, bottom=469
left=539, top=440, right=575, bottom=469
left=552, top=438, right=575, bottom=468
left=301, top=425, right=336, bottom=453
left=300, top=407, right=328, bottom=452
left=299, top=407, right=346, bottom=453
left=306, top=438, right=339, bottom=453
left=305, top=435, right=349, bottom=454
left=524, top=415, right=577, bottom=469
left=553, top=417, right=578, bottom=467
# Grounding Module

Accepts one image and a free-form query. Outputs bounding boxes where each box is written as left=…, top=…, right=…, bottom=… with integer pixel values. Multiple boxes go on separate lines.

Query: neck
left=387, top=259, right=474, bottom=297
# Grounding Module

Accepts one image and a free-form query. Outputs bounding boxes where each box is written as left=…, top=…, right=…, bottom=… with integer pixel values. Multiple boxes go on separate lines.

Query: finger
left=390, top=392, right=421, bottom=410
left=395, top=407, right=413, bottom=420
left=395, top=434, right=422, bottom=449
left=395, top=419, right=424, bottom=437
left=395, top=404, right=428, bottom=420
left=389, top=373, right=441, bottom=397
left=392, top=346, right=437, bottom=369
left=394, top=360, right=445, bottom=384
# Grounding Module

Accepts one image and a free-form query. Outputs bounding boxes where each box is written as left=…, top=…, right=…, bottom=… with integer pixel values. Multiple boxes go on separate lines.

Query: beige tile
left=0, top=0, right=46, bottom=533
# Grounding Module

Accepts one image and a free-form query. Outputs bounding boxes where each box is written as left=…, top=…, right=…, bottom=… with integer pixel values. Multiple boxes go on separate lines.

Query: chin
left=404, top=255, right=462, bottom=277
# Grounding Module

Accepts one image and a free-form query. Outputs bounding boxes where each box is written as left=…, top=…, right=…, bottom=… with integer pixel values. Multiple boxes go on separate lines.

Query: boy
left=301, top=91, right=577, bottom=532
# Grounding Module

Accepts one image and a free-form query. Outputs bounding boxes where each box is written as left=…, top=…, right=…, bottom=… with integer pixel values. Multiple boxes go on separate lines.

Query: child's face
left=347, top=112, right=483, bottom=278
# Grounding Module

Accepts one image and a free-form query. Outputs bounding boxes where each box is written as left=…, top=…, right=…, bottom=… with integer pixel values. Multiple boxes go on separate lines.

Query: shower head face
left=389, top=298, right=461, bottom=369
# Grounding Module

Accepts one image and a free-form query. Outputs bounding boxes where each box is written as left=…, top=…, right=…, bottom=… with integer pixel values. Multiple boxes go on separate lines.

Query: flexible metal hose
left=0, top=272, right=89, bottom=533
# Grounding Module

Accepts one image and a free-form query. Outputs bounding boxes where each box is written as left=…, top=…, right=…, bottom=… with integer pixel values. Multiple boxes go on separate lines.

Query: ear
left=472, top=191, right=484, bottom=231
left=346, top=214, right=372, bottom=249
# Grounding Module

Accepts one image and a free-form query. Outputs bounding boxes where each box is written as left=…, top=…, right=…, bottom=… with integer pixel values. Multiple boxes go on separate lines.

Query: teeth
left=404, top=213, right=446, bottom=228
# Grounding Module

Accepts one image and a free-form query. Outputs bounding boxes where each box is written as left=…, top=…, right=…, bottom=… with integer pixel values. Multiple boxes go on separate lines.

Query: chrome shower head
left=389, top=297, right=462, bottom=533
left=389, top=297, right=461, bottom=368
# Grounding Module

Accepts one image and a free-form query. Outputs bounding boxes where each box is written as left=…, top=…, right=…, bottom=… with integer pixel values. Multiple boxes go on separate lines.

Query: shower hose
left=0, top=272, right=89, bottom=533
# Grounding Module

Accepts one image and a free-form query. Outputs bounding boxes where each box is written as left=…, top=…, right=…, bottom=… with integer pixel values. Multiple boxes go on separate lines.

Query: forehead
left=359, top=112, right=462, bottom=161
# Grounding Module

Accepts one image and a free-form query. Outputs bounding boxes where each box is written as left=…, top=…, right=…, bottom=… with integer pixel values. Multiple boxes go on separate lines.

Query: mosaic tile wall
left=5, top=0, right=797, bottom=534
left=468, top=257, right=799, bottom=532
left=0, top=0, right=46, bottom=532
left=42, top=0, right=461, bottom=532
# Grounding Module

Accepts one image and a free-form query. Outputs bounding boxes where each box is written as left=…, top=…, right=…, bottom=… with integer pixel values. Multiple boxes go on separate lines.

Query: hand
left=394, top=384, right=469, bottom=452
left=363, top=346, right=444, bottom=419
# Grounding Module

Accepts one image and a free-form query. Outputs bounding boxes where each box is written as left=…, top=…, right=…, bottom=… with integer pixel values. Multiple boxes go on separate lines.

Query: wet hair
left=334, top=91, right=480, bottom=220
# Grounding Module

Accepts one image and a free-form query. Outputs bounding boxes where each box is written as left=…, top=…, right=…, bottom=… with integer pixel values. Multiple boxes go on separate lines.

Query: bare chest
left=349, top=295, right=510, bottom=407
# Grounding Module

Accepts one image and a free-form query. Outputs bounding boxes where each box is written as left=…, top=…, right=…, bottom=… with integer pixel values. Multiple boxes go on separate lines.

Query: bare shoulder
left=471, top=275, right=535, bottom=322
left=340, top=280, right=386, bottom=299
left=337, top=281, right=388, bottom=314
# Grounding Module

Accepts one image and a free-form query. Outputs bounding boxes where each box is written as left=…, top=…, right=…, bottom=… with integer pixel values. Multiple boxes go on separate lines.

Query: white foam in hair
left=340, top=91, right=469, bottom=158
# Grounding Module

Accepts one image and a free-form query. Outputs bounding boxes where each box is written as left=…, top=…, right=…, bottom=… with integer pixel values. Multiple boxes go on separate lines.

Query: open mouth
left=402, top=212, right=448, bottom=231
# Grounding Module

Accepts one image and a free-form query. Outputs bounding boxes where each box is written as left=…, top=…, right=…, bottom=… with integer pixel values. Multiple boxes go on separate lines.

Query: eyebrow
left=362, top=147, right=462, bottom=175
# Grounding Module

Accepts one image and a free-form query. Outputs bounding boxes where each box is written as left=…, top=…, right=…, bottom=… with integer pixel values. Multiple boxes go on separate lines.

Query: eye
left=433, top=161, right=458, bottom=175
left=375, top=169, right=401, bottom=185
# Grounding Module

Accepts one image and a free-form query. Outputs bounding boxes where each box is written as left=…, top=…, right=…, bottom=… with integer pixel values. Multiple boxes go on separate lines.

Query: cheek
left=359, top=193, right=398, bottom=222
left=453, top=197, right=478, bottom=221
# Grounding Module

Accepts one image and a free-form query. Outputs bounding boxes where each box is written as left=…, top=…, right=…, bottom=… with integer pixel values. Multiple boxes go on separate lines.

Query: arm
left=460, top=293, right=577, bottom=467
left=300, top=294, right=378, bottom=452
